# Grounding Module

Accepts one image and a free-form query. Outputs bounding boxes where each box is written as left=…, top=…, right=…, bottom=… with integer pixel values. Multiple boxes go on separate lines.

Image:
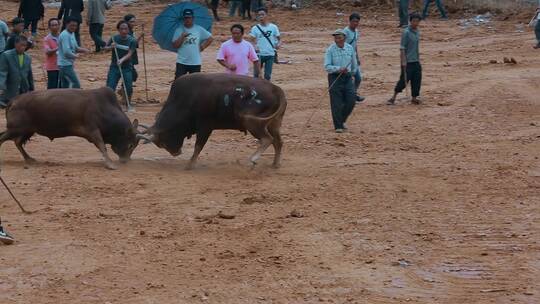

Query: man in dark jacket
left=18, top=0, right=45, bottom=36
left=0, top=36, right=34, bottom=108
left=58, top=0, right=84, bottom=45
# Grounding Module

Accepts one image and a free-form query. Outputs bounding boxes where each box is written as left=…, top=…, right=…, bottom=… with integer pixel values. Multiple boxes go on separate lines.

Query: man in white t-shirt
left=172, top=9, right=213, bottom=79
left=249, top=7, right=280, bottom=80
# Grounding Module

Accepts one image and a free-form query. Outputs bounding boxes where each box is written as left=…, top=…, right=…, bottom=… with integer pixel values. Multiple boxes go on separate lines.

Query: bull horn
left=136, top=134, right=155, bottom=144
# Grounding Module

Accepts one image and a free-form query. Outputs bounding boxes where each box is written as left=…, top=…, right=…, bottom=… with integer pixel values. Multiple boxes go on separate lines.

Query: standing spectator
left=534, top=6, right=540, bottom=49
left=43, top=18, right=61, bottom=89
left=217, top=24, right=260, bottom=76
left=241, top=0, right=252, bottom=20
left=343, top=13, right=365, bottom=103
left=0, top=19, right=9, bottom=54
left=124, top=14, right=143, bottom=84
left=104, top=21, right=136, bottom=102
left=18, top=0, right=44, bottom=37
left=172, top=9, right=213, bottom=79
left=87, top=0, right=112, bottom=52
left=388, top=13, right=422, bottom=105
left=58, top=0, right=84, bottom=46
left=57, top=17, right=89, bottom=89
left=249, top=7, right=280, bottom=80
left=397, top=0, right=409, bottom=28
left=229, top=0, right=242, bottom=17
left=0, top=36, right=34, bottom=108
left=5, top=18, right=34, bottom=51
left=422, top=0, right=448, bottom=20
left=324, top=29, right=358, bottom=133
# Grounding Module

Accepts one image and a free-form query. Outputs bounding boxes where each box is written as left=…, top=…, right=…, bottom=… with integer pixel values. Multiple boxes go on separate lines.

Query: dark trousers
left=89, top=23, right=106, bottom=52
left=328, top=73, right=356, bottom=130
left=107, top=65, right=133, bottom=99
left=24, top=19, right=39, bottom=35
left=394, top=62, right=422, bottom=97
left=398, top=0, right=409, bottom=26
left=132, top=66, right=138, bottom=82
left=47, top=70, right=60, bottom=89
left=254, top=55, right=274, bottom=80
left=210, top=0, right=220, bottom=20
left=535, top=20, right=540, bottom=45
left=241, top=0, right=252, bottom=19
left=422, top=0, right=447, bottom=18
left=175, top=63, right=201, bottom=79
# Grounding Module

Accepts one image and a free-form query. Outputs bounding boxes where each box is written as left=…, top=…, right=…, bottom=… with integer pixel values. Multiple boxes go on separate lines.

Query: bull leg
left=186, top=129, right=212, bottom=170
left=14, top=135, right=36, bottom=163
left=86, top=131, right=117, bottom=170
left=268, top=127, right=283, bottom=169
left=248, top=127, right=274, bottom=167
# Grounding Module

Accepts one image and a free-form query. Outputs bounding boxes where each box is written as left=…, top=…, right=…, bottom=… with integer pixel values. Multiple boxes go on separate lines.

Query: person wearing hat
left=324, top=29, right=358, bottom=133
left=172, top=9, right=214, bottom=79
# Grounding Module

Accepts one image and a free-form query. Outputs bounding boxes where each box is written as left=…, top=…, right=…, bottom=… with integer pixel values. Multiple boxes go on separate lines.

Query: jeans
left=47, top=70, right=60, bottom=89
left=229, top=0, right=242, bottom=17
left=59, top=65, right=81, bottom=89
left=175, top=64, right=201, bottom=79
left=422, top=0, right=447, bottom=19
left=535, top=20, right=540, bottom=45
left=254, top=55, right=274, bottom=80
left=89, top=23, right=106, bottom=52
left=328, top=73, right=356, bottom=130
left=24, top=19, right=38, bottom=35
left=394, top=62, right=422, bottom=97
left=398, top=0, right=409, bottom=26
left=106, top=65, right=133, bottom=99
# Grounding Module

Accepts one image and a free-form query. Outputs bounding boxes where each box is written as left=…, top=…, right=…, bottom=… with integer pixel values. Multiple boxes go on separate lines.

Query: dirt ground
left=0, top=1, right=539, bottom=303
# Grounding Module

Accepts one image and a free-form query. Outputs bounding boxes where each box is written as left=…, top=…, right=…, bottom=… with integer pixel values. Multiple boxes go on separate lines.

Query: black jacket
left=58, top=0, right=85, bottom=23
left=18, top=0, right=45, bottom=21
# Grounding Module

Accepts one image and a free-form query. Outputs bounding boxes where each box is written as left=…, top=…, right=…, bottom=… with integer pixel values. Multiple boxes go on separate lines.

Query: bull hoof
left=105, top=162, right=118, bottom=170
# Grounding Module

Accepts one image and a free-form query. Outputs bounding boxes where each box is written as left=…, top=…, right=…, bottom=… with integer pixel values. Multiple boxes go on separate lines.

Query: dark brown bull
left=137, top=73, right=287, bottom=169
left=0, top=88, right=140, bottom=169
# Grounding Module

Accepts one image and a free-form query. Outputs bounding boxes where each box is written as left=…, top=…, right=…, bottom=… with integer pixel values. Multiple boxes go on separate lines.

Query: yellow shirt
left=18, top=54, right=24, bottom=68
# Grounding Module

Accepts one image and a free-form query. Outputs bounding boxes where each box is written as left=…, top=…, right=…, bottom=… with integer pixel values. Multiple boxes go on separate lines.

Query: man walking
left=0, top=36, right=34, bottom=108
left=172, top=9, right=213, bottom=79
left=343, top=12, right=364, bottom=103
left=58, top=0, right=84, bottom=46
left=217, top=24, right=260, bottom=76
left=57, top=17, right=89, bottom=89
left=388, top=13, right=422, bottom=105
left=87, top=0, right=112, bottom=52
left=5, top=18, right=34, bottom=51
left=0, top=19, right=8, bottom=54
left=18, top=0, right=45, bottom=36
left=105, top=20, right=136, bottom=102
left=422, top=0, right=448, bottom=20
left=324, top=29, right=358, bottom=133
left=43, top=18, right=61, bottom=89
left=249, top=7, right=280, bottom=81
left=397, top=0, right=409, bottom=28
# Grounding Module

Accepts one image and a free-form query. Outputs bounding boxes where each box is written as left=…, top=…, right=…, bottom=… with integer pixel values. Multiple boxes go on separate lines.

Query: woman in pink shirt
left=217, top=24, right=260, bottom=77
left=43, top=18, right=61, bottom=89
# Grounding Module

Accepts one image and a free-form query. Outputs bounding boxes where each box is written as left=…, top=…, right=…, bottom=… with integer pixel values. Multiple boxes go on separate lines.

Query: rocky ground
left=0, top=1, right=539, bottom=303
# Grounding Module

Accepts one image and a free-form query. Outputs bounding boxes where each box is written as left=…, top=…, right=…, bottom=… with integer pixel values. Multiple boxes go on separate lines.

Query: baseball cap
left=183, top=9, right=194, bottom=18
left=332, top=29, right=346, bottom=36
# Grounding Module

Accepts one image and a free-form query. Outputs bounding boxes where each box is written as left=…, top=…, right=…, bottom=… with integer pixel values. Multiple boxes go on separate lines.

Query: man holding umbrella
left=172, top=9, right=213, bottom=79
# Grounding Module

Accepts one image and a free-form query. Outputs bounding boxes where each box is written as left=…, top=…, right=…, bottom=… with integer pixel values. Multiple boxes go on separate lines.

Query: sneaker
left=0, top=228, right=14, bottom=245
left=387, top=98, right=396, bottom=105
left=356, top=95, right=366, bottom=103
left=335, top=128, right=345, bottom=133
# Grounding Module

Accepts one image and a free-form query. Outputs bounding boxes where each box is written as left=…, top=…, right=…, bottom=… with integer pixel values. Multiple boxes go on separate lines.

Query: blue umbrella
left=152, top=2, right=213, bottom=52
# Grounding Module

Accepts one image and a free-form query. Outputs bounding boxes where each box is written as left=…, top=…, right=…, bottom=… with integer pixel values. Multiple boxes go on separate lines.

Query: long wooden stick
left=141, top=24, right=149, bottom=103
left=0, top=176, right=30, bottom=214
left=113, top=41, right=134, bottom=112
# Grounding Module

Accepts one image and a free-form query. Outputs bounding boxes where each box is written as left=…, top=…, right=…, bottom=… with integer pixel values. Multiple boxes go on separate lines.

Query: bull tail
left=243, top=87, right=287, bottom=124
